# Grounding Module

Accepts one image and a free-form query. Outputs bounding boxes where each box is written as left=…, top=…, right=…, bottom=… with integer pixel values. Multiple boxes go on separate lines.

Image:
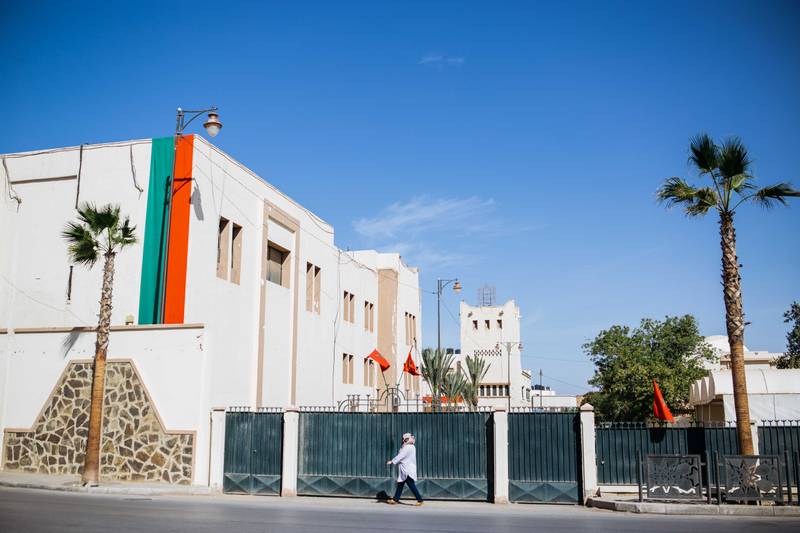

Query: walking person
left=386, top=432, right=423, bottom=505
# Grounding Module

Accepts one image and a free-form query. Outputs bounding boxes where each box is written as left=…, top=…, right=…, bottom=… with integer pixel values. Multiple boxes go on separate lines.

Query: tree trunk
left=81, top=252, right=116, bottom=485
left=719, top=212, right=754, bottom=455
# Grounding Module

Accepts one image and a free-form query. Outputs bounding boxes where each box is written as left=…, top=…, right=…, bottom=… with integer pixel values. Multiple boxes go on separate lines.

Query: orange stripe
left=163, top=134, right=194, bottom=324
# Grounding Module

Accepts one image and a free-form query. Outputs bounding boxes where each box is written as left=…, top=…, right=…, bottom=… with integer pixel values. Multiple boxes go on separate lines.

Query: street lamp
left=496, top=341, right=523, bottom=410
left=437, top=278, right=461, bottom=355
left=175, top=106, right=223, bottom=137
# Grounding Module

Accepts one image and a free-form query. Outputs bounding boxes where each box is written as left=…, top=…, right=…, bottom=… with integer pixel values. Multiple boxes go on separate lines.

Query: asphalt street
left=1, top=487, right=799, bottom=533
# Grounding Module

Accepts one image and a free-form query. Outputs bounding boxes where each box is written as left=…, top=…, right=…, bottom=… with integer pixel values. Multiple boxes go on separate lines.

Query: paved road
left=1, top=487, right=798, bottom=533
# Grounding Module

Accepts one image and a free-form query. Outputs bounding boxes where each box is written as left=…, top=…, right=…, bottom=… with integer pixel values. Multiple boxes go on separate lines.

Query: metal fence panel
left=759, top=421, right=800, bottom=486
left=223, top=411, right=283, bottom=495
left=297, top=412, right=491, bottom=500
left=596, top=423, right=738, bottom=485
left=508, top=412, right=581, bottom=503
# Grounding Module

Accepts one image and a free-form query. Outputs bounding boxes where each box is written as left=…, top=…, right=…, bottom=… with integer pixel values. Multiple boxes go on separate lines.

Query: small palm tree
left=63, top=203, right=137, bottom=485
left=463, top=355, right=489, bottom=408
left=420, top=348, right=456, bottom=411
left=658, top=134, right=798, bottom=454
left=440, top=371, right=467, bottom=412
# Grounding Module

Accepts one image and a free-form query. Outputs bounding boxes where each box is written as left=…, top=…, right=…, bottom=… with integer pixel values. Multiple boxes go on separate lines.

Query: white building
left=530, top=385, right=579, bottom=409
left=452, top=300, right=532, bottom=409
left=0, top=135, right=422, bottom=485
left=690, top=335, right=798, bottom=422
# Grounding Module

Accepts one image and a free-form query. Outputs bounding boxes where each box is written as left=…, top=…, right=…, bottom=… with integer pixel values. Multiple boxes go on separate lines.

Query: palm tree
left=463, top=355, right=489, bottom=408
left=441, top=371, right=467, bottom=412
left=62, top=203, right=137, bottom=484
left=420, top=348, right=456, bottom=411
left=658, top=134, right=798, bottom=454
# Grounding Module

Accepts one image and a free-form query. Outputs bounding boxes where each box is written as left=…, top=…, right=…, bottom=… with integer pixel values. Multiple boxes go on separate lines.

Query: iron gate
left=297, top=411, right=492, bottom=500
left=223, top=409, right=283, bottom=495
left=508, top=410, right=581, bottom=503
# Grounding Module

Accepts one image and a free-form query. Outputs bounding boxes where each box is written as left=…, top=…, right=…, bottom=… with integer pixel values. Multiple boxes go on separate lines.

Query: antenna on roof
left=477, top=284, right=496, bottom=307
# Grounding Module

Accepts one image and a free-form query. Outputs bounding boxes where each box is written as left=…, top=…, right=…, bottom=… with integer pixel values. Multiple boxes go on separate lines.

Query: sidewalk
left=587, top=496, right=800, bottom=516
left=0, top=471, right=214, bottom=496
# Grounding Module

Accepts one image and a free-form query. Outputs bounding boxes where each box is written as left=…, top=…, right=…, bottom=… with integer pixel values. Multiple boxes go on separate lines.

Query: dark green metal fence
left=297, top=411, right=492, bottom=500
left=508, top=411, right=581, bottom=503
left=223, top=410, right=283, bottom=495
left=595, top=423, right=738, bottom=485
left=759, top=421, right=800, bottom=486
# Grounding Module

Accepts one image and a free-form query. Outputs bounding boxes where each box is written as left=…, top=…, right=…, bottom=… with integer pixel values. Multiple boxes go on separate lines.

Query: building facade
left=452, top=300, right=531, bottom=409
left=0, top=135, right=422, bottom=484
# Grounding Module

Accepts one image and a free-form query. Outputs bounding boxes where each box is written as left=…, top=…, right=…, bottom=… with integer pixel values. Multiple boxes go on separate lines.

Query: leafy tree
left=420, top=348, right=455, bottom=411
left=440, top=370, right=467, bottom=412
left=462, top=355, right=489, bottom=408
left=658, top=134, right=798, bottom=453
left=62, top=203, right=136, bottom=485
left=583, top=315, right=715, bottom=422
left=775, top=301, right=800, bottom=369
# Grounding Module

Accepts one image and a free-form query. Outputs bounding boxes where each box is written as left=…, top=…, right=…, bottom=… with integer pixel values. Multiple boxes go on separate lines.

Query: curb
left=586, top=497, right=800, bottom=516
left=0, top=479, right=215, bottom=497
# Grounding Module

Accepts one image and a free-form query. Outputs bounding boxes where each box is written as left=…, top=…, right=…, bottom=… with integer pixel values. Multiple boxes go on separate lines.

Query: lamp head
left=453, top=280, right=462, bottom=294
left=203, top=111, right=223, bottom=137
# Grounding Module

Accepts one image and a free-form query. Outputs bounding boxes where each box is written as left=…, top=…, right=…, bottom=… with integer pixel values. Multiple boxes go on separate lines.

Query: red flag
left=653, top=379, right=675, bottom=422
left=403, top=350, right=420, bottom=376
left=367, top=349, right=391, bottom=372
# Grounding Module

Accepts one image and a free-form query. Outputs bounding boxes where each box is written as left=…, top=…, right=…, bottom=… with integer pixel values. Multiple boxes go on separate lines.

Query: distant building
left=690, top=336, right=798, bottom=421
left=530, top=384, right=579, bottom=409
left=452, top=299, right=531, bottom=408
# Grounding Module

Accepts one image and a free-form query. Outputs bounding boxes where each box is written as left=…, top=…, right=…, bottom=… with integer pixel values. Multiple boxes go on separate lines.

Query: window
left=497, top=319, right=503, bottom=329
left=267, top=244, right=288, bottom=286
left=472, top=320, right=478, bottom=330
left=306, top=262, right=321, bottom=313
left=217, top=218, right=230, bottom=279
left=343, top=291, right=356, bottom=323
left=364, top=358, right=376, bottom=387
left=485, top=319, right=490, bottom=330
left=404, top=312, right=417, bottom=345
left=342, top=353, right=354, bottom=384
left=217, top=217, right=242, bottom=283
left=230, top=223, right=242, bottom=284
left=364, top=301, right=374, bottom=332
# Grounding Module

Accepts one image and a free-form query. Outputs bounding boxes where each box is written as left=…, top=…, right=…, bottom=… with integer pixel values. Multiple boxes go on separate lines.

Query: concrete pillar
left=579, top=403, right=598, bottom=501
left=281, top=408, right=300, bottom=497
left=493, top=408, right=509, bottom=504
left=208, top=408, right=226, bottom=489
left=750, top=420, right=760, bottom=455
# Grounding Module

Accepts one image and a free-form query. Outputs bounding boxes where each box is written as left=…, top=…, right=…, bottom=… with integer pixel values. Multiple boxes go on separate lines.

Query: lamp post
left=436, top=278, right=462, bottom=355
left=159, top=106, right=223, bottom=321
left=496, top=341, right=523, bottom=411
left=175, top=107, right=223, bottom=137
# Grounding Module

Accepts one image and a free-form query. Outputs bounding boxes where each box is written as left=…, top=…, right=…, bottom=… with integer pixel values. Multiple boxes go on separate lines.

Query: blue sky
left=3, top=1, right=799, bottom=394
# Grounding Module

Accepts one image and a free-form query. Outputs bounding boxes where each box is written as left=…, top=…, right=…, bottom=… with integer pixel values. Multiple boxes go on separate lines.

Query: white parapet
left=281, top=409, right=300, bottom=497
left=579, top=403, right=598, bottom=501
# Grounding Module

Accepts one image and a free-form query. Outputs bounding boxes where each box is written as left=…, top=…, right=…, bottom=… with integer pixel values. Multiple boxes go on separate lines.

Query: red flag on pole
left=653, top=379, right=675, bottom=422
left=367, top=349, right=391, bottom=372
left=403, top=350, right=420, bottom=376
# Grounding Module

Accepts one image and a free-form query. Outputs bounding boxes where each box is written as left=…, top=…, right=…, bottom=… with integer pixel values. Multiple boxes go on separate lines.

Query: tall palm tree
left=463, top=355, right=489, bottom=408
left=441, top=371, right=467, bottom=412
left=658, top=134, right=798, bottom=454
left=420, top=348, right=455, bottom=411
left=62, top=203, right=137, bottom=484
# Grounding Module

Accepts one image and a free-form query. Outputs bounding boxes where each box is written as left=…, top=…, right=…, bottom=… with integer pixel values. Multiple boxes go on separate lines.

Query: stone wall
left=3, top=360, right=194, bottom=484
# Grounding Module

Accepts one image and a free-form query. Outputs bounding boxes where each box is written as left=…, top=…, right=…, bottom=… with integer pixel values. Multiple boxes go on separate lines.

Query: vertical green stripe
left=138, top=136, right=174, bottom=324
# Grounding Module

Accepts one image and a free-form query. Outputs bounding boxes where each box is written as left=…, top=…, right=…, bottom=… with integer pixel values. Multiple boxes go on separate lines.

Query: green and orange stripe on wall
left=138, top=135, right=194, bottom=325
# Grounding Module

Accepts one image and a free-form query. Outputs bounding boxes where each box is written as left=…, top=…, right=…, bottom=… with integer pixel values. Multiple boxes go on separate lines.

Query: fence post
left=281, top=408, right=300, bottom=497
left=579, top=403, right=598, bottom=501
left=493, top=408, right=509, bottom=504
left=750, top=420, right=760, bottom=455
left=208, top=408, right=227, bottom=489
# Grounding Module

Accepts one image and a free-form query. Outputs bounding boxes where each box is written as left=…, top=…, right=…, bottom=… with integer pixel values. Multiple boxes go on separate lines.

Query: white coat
left=390, top=444, right=417, bottom=482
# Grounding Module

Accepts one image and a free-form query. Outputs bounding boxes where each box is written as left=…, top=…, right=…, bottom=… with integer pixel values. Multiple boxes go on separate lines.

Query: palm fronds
left=63, top=202, right=137, bottom=267
left=750, top=183, right=800, bottom=209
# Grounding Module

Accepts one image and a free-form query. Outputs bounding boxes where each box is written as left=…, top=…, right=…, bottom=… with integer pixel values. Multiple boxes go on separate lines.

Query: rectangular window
left=362, top=302, right=374, bottom=332
left=267, top=243, right=289, bottom=287
left=343, top=291, right=355, bottom=323
left=497, top=319, right=503, bottom=329
left=230, top=223, right=242, bottom=284
left=485, top=319, right=491, bottom=330
left=342, top=353, right=348, bottom=384
left=404, top=312, right=417, bottom=345
left=306, top=263, right=322, bottom=313
left=342, top=353, right=354, bottom=384
left=217, top=217, right=230, bottom=280
left=472, top=320, right=478, bottom=330
left=350, top=293, right=355, bottom=324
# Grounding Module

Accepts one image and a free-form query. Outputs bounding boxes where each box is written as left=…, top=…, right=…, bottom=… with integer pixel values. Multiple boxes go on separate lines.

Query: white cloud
left=419, top=53, right=465, bottom=67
